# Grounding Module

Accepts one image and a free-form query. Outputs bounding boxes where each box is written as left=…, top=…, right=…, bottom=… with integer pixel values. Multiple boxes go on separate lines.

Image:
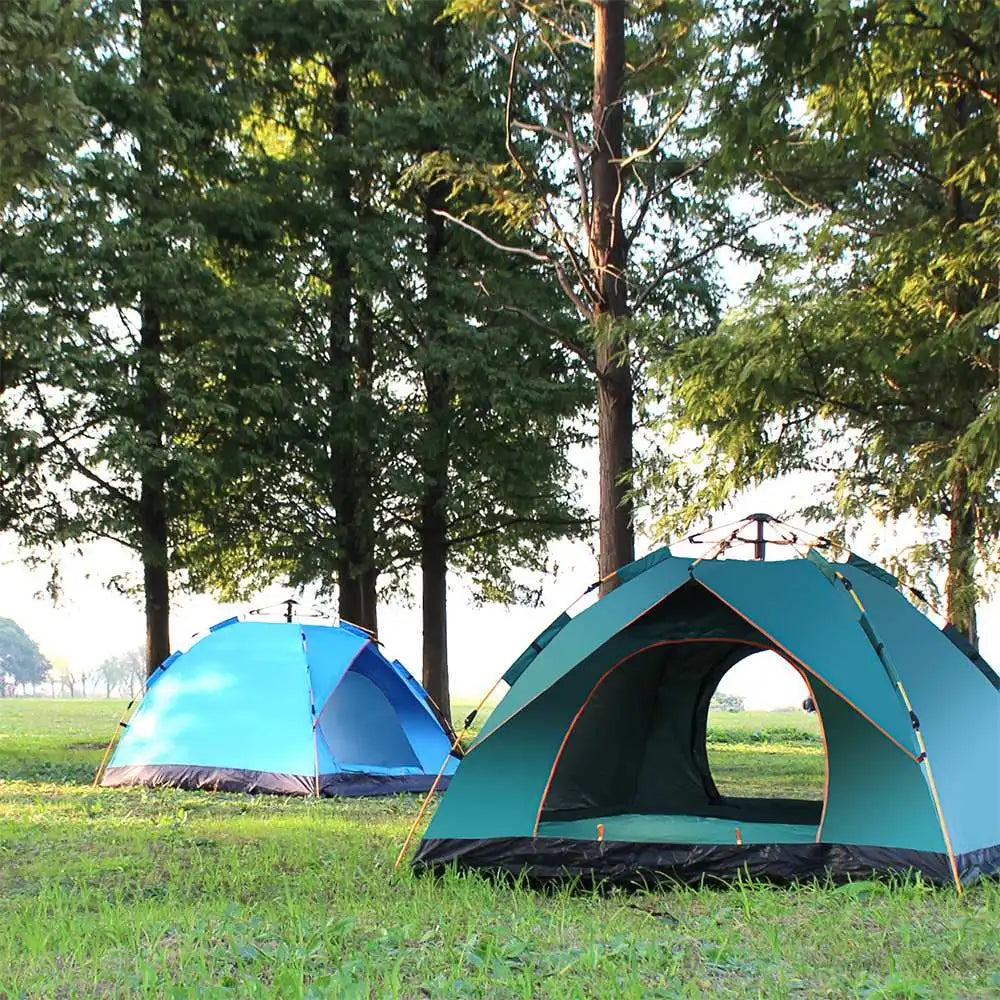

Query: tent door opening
left=705, top=650, right=825, bottom=805
left=317, top=669, right=420, bottom=770
left=535, top=635, right=827, bottom=844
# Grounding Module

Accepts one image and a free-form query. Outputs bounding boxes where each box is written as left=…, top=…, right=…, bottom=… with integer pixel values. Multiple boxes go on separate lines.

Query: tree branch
left=446, top=514, right=593, bottom=550
left=495, top=303, right=596, bottom=372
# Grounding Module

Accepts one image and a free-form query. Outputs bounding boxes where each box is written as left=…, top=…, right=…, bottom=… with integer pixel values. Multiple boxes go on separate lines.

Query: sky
left=1, top=474, right=995, bottom=710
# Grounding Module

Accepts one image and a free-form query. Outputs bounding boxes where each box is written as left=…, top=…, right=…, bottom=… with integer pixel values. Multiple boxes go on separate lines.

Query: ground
left=0, top=699, right=996, bottom=999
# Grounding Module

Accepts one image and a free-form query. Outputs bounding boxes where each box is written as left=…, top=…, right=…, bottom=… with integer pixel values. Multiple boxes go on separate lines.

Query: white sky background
left=1, top=468, right=996, bottom=709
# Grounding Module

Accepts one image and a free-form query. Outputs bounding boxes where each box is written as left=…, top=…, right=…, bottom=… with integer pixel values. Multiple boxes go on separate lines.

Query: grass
left=0, top=699, right=997, bottom=999
left=705, top=710, right=823, bottom=800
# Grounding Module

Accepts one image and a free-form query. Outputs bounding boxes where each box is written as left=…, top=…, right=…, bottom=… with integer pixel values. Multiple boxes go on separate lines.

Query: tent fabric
left=102, top=619, right=459, bottom=797
left=414, top=549, right=999, bottom=886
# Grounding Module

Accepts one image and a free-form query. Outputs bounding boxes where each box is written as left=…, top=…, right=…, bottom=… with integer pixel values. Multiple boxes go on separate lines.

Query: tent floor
left=536, top=812, right=818, bottom=845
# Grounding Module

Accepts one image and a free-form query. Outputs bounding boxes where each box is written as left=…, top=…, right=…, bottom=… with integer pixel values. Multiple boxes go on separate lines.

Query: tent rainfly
left=413, top=542, right=999, bottom=888
left=100, top=618, right=460, bottom=796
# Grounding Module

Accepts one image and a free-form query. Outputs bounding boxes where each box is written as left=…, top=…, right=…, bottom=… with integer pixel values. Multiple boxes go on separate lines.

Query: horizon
left=2, top=499, right=996, bottom=712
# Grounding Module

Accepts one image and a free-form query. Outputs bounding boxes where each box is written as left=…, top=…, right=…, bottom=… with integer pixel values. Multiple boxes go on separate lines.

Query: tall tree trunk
left=420, top=10, right=452, bottom=721
left=420, top=409, right=450, bottom=721
left=138, top=0, right=170, bottom=677
left=336, top=293, right=378, bottom=633
left=337, top=530, right=378, bottom=632
left=138, top=302, right=171, bottom=676
left=325, top=55, right=379, bottom=634
left=946, top=466, right=978, bottom=647
left=942, top=92, right=980, bottom=646
left=591, top=0, right=633, bottom=594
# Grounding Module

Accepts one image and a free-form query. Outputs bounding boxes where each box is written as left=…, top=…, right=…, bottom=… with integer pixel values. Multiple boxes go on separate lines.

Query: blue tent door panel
left=317, top=670, right=420, bottom=771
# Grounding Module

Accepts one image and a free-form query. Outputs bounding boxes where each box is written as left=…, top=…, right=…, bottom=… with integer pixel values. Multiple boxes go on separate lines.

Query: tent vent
left=616, top=546, right=672, bottom=585
left=846, top=553, right=899, bottom=589
left=503, top=612, right=572, bottom=686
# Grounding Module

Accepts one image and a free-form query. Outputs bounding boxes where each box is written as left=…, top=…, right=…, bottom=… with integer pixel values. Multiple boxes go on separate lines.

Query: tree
left=2, top=0, right=299, bottom=674
left=185, top=1, right=591, bottom=720
left=178, top=1, right=403, bottom=633
left=400, top=1, right=590, bottom=717
left=644, top=0, right=999, bottom=644
left=710, top=691, right=744, bottom=713
left=96, top=646, right=143, bottom=696
left=0, top=618, right=51, bottom=693
left=115, top=647, right=145, bottom=698
left=443, top=0, right=744, bottom=593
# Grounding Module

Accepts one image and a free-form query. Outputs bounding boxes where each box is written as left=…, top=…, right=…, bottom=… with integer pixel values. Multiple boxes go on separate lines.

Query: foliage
left=1, top=0, right=299, bottom=608
left=1, top=699, right=997, bottom=999
left=95, top=647, right=144, bottom=697
left=709, top=690, right=744, bottom=712
left=0, top=0, right=90, bottom=205
left=440, top=0, right=741, bottom=341
left=642, top=0, right=999, bottom=631
left=0, top=617, right=51, bottom=688
left=181, top=1, right=592, bottom=608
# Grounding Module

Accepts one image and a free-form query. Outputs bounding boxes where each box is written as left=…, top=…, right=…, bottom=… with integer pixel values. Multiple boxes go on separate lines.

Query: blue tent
left=101, top=619, right=459, bottom=796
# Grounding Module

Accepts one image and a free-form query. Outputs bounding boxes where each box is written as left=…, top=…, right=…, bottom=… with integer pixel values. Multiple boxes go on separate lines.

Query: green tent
left=414, top=542, right=999, bottom=888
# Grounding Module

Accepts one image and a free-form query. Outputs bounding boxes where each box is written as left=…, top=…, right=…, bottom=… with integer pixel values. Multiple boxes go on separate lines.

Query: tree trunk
left=420, top=446, right=450, bottom=720
left=338, top=561, right=378, bottom=634
left=420, top=8, right=452, bottom=722
left=946, top=466, right=978, bottom=647
left=138, top=0, right=171, bottom=678
left=324, top=54, right=380, bottom=635
left=335, top=293, right=378, bottom=634
left=138, top=298, right=171, bottom=676
left=591, top=0, right=633, bottom=594
left=939, top=92, right=980, bottom=647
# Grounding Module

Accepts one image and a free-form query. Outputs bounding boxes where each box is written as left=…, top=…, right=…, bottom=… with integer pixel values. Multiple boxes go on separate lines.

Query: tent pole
left=895, top=680, right=964, bottom=894
left=752, top=513, right=767, bottom=560
left=393, top=674, right=505, bottom=870
left=92, top=689, right=146, bottom=787
left=834, top=572, right=963, bottom=894
left=301, top=629, right=321, bottom=798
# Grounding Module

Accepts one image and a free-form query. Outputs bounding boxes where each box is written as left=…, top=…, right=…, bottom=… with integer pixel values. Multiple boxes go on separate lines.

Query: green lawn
left=0, top=698, right=997, bottom=999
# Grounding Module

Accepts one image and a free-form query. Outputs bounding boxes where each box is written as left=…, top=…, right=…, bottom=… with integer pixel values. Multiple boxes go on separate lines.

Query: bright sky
left=1, top=474, right=995, bottom=709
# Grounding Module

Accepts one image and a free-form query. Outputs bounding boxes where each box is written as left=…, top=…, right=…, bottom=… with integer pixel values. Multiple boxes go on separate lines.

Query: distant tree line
left=710, top=692, right=745, bottom=713
left=0, top=618, right=50, bottom=695
left=2, top=1, right=995, bottom=713
left=0, top=617, right=143, bottom=697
